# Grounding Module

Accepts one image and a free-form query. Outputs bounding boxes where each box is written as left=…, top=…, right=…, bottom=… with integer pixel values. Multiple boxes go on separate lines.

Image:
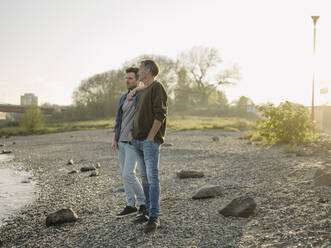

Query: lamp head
left=311, top=16, right=320, bottom=26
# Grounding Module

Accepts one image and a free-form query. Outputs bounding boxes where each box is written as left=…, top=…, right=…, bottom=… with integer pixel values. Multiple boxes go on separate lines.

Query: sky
left=0, top=0, right=330, bottom=106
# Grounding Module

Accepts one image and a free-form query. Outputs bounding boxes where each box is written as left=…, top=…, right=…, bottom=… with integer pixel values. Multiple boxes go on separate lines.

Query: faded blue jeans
left=118, top=141, right=146, bottom=207
left=131, top=138, right=160, bottom=218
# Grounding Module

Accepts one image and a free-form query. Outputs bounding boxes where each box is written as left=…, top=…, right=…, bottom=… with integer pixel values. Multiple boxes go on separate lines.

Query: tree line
left=52, top=46, right=257, bottom=121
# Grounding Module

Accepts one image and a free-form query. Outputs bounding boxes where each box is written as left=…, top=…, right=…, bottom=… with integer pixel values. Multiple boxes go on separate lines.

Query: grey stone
left=80, top=165, right=96, bottom=172
left=46, top=208, right=78, bottom=227
left=192, top=184, right=223, bottom=199
left=177, top=170, right=204, bottom=179
left=163, top=143, right=173, bottom=147
left=314, top=173, right=331, bottom=186
left=1, top=150, right=12, bottom=154
left=304, top=168, right=325, bottom=180
left=211, top=136, right=220, bottom=141
left=21, top=179, right=31, bottom=183
left=95, top=162, right=101, bottom=168
left=90, top=170, right=99, bottom=177
left=296, top=148, right=312, bottom=157
left=67, top=159, right=74, bottom=165
left=219, top=196, right=256, bottom=218
left=68, top=170, right=78, bottom=174
left=318, top=198, right=328, bottom=203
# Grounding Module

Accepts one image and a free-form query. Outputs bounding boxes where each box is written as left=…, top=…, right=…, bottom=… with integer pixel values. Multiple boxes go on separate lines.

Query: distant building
left=21, top=93, right=38, bottom=106
left=0, top=112, right=6, bottom=120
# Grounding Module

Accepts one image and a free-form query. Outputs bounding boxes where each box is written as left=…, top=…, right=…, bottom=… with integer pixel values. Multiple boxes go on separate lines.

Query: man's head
left=125, top=67, right=139, bottom=90
left=138, top=60, right=160, bottom=82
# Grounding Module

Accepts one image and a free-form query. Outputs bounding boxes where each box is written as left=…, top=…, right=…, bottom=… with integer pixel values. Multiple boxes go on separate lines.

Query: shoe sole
left=115, top=211, right=138, bottom=218
left=133, top=215, right=149, bottom=224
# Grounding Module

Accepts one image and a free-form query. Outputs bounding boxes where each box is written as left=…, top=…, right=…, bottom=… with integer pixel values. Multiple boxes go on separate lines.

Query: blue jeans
left=131, top=138, right=160, bottom=218
left=118, top=141, right=146, bottom=207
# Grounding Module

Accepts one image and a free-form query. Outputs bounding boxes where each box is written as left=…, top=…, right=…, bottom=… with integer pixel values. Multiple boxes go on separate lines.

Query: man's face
left=125, top=72, right=138, bottom=90
left=138, top=64, right=147, bottom=81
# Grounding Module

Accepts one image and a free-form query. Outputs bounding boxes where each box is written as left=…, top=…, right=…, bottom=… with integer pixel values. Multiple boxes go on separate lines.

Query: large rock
left=68, top=170, right=78, bottom=174
left=162, top=143, right=173, bottom=147
left=219, top=196, right=256, bottom=218
left=304, top=168, right=325, bottom=180
left=46, top=208, right=78, bottom=227
left=296, top=148, right=312, bottom=157
left=1, top=150, right=12, bottom=154
left=314, top=173, right=331, bottom=186
left=177, top=170, right=204, bottom=179
left=192, top=184, right=223, bottom=199
left=80, top=165, right=96, bottom=172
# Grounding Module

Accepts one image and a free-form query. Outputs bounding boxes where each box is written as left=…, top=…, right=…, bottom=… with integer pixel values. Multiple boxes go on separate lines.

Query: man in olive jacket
left=130, top=60, right=168, bottom=233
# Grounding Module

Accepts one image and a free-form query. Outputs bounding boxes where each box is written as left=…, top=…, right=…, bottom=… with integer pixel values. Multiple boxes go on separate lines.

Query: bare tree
left=177, top=46, right=241, bottom=106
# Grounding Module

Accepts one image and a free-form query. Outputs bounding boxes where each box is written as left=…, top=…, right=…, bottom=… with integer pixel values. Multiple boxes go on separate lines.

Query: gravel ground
left=0, top=129, right=330, bottom=248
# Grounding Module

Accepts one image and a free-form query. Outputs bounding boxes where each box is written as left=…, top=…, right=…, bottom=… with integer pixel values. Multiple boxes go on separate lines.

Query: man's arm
left=147, top=83, right=167, bottom=141
left=113, top=95, right=123, bottom=132
left=112, top=135, right=118, bottom=150
left=127, top=85, right=145, bottom=101
left=146, top=120, right=162, bottom=141
left=112, top=95, right=124, bottom=150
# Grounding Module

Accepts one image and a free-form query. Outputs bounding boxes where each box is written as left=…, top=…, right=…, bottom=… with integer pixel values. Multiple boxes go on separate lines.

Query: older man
left=130, top=60, right=168, bottom=233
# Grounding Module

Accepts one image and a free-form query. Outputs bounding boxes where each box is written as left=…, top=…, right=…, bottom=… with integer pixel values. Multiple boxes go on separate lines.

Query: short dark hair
left=125, top=67, right=139, bottom=79
left=140, top=60, right=160, bottom=77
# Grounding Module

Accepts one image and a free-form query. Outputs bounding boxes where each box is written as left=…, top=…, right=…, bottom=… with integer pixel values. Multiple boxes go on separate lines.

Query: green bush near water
left=256, top=101, right=316, bottom=144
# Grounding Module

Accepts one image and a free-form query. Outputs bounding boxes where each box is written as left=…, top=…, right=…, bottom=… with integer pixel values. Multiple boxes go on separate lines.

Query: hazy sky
left=1, top=0, right=330, bottom=106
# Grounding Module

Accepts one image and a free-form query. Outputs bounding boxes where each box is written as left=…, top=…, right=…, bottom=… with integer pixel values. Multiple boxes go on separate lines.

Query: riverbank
left=0, top=129, right=330, bottom=247
left=0, top=116, right=253, bottom=137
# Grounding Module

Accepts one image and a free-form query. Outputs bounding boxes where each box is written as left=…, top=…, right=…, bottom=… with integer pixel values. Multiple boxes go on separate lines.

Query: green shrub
left=250, top=132, right=264, bottom=142
left=19, top=107, right=45, bottom=133
left=256, top=101, right=315, bottom=144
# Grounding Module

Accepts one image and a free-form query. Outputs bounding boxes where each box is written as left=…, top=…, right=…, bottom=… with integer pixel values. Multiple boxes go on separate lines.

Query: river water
left=0, top=154, right=38, bottom=226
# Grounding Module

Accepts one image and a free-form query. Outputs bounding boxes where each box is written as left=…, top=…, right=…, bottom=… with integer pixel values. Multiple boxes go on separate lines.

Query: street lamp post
left=311, top=16, right=319, bottom=130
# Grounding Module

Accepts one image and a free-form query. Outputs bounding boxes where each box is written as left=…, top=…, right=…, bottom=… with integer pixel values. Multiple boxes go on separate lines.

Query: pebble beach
left=0, top=129, right=330, bottom=247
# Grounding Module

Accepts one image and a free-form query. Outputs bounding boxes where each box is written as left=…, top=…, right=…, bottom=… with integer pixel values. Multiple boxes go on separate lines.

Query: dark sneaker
left=144, top=217, right=160, bottom=233
left=137, top=205, right=147, bottom=216
left=133, top=213, right=149, bottom=224
left=116, top=206, right=137, bottom=218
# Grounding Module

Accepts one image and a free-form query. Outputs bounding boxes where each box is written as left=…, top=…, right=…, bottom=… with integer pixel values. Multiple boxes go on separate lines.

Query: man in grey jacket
left=112, top=67, right=146, bottom=218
